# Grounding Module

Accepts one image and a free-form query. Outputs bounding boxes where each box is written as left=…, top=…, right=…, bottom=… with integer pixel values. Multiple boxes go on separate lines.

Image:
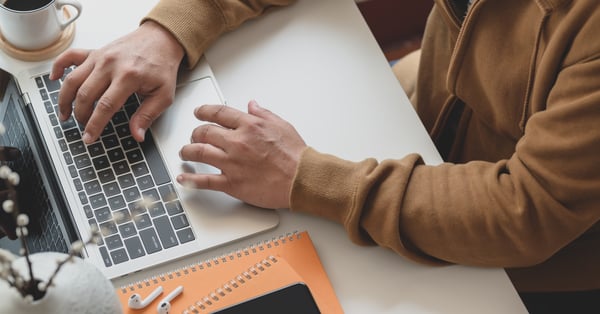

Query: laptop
left=0, top=58, right=279, bottom=279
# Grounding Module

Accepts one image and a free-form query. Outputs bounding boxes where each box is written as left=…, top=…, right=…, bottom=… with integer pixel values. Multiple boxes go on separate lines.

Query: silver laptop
left=0, top=58, right=279, bottom=279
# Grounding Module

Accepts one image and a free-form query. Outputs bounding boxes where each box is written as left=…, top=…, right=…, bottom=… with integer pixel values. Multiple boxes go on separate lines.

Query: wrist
left=139, top=20, right=185, bottom=64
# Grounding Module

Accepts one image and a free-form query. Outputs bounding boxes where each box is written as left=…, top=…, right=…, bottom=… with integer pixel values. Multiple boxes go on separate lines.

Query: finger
left=72, top=69, right=111, bottom=127
left=180, top=142, right=228, bottom=167
left=81, top=82, right=133, bottom=144
left=49, top=48, right=91, bottom=80
left=189, top=124, right=229, bottom=150
left=129, top=93, right=174, bottom=142
left=195, top=104, right=246, bottom=129
left=57, top=62, right=94, bottom=121
left=247, top=99, right=280, bottom=121
left=176, top=172, right=229, bottom=192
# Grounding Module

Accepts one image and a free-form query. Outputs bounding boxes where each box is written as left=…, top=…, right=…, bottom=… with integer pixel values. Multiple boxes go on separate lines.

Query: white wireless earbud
left=157, top=285, right=184, bottom=314
left=128, top=286, right=164, bottom=309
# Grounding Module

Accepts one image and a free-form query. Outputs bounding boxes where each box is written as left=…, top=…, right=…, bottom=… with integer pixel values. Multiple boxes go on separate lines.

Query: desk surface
left=0, top=0, right=528, bottom=313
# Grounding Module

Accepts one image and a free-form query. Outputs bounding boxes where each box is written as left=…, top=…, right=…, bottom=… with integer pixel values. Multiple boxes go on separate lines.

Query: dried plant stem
left=17, top=227, right=35, bottom=290
left=44, top=236, right=95, bottom=290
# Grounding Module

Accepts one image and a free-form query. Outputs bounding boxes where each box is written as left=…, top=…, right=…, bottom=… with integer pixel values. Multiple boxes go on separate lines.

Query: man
left=48, top=0, right=600, bottom=312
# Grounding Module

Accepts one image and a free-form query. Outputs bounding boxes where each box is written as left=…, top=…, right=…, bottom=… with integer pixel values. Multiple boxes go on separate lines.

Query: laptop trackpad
left=150, top=76, right=279, bottom=244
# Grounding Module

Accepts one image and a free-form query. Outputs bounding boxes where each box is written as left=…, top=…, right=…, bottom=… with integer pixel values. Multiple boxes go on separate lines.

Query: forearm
left=142, top=0, right=297, bottom=67
left=290, top=147, right=596, bottom=269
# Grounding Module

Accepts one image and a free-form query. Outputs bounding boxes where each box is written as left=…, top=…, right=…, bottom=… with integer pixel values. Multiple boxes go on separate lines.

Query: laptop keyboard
left=35, top=70, right=196, bottom=267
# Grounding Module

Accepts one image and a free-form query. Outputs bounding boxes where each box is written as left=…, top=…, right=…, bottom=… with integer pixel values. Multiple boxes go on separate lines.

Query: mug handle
left=55, top=0, right=83, bottom=30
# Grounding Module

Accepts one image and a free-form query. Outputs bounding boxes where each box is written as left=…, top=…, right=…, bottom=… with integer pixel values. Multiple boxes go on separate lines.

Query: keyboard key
left=124, top=236, right=145, bottom=259
left=139, top=228, right=162, bottom=254
left=99, top=246, right=112, bottom=267
left=102, top=134, right=119, bottom=149
left=73, top=178, right=83, bottom=191
left=141, top=189, right=160, bottom=203
left=136, top=175, right=154, bottom=191
left=153, top=215, right=178, bottom=249
left=113, top=160, right=130, bottom=176
left=87, top=142, right=105, bottom=157
left=68, top=141, right=86, bottom=156
left=107, top=147, right=125, bottom=162
left=118, top=222, right=137, bottom=238
left=113, top=208, right=131, bottom=224
left=123, top=186, right=140, bottom=203
left=118, top=173, right=135, bottom=189
left=82, top=204, right=93, bottom=219
left=112, top=111, right=127, bottom=125
left=121, top=136, right=137, bottom=151
left=165, top=201, right=183, bottom=216
left=43, top=74, right=60, bottom=92
left=131, top=162, right=149, bottom=177
left=176, top=228, right=195, bottom=244
left=44, top=101, right=53, bottom=113
left=158, top=184, right=177, bottom=202
left=84, top=179, right=102, bottom=195
left=105, top=234, right=123, bottom=250
left=102, top=182, right=120, bottom=197
left=64, top=128, right=81, bottom=142
left=92, top=155, right=110, bottom=170
left=74, top=154, right=91, bottom=169
left=99, top=220, right=117, bottom=236
left=133, top=213, right=152, bottom=230
left=89, top=194, right=107, bottom=209
left=108, top=195, right=126, bottom=211
left=140, top=132, right=171, bottom=185
left=110, top=248, right=128, bottom=265
left=98, top=168, right=116, bottom=184
left=94, top=206, right=111, bottom=223
left=79, top=167, right=97, bottom=182
left=128, top=201, right=146, bottom=217
left=148, top=202, right=166, bottom=217
left=171, top=214, right=189, bottom=230
left=126, top=149, right=143, bottom=164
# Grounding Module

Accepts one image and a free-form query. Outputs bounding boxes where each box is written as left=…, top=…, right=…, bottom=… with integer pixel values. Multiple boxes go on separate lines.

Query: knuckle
left=95, top=97, right=118, bottom=114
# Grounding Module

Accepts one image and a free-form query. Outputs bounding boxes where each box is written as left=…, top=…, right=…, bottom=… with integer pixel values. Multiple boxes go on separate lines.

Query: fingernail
left=82, top=132, right=93, bottom=144
left=137, top=128, right=146, bottom=141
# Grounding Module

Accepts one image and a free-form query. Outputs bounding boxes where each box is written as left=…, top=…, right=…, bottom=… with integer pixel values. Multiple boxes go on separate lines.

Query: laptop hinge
left=21, top=92, right=32, bottom=106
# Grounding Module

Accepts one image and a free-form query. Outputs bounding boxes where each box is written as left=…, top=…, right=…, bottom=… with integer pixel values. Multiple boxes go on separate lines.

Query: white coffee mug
left=0, top=0, right=82, bottom=51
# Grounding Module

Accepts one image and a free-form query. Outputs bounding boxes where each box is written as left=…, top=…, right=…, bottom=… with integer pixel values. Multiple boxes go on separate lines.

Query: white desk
left=0, top=0, right=528, bottom=313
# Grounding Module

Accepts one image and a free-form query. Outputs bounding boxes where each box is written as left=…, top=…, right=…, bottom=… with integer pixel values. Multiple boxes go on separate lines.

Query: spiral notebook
left=117, top=230, right=343, bottom=313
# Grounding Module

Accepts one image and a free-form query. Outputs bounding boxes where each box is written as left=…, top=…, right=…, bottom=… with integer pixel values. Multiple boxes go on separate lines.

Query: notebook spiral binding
left=119, top=231, right=302, bottom=294
left=182, top=255, right=280, bottom=314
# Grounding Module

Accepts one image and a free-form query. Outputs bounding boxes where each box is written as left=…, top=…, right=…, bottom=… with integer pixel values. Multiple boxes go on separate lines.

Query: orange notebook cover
left=185, top=255, right=306, bottom=313
left=117, top=231, right=343, bottom=313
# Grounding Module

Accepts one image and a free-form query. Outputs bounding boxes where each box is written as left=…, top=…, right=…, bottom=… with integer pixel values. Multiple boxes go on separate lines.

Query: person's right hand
left=50, top=20, right=186, bottom=144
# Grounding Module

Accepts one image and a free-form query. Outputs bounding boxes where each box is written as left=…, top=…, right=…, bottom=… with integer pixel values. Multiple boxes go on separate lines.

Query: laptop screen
left=0, top=68, right=77, bottom=255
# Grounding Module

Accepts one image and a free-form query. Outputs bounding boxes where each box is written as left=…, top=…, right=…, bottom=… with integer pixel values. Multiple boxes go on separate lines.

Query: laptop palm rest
left=150, top=76, right=280, bottom=252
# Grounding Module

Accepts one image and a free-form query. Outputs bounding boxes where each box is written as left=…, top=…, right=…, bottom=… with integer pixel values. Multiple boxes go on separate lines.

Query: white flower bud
left=0, top=248, right=15, bottom=265
left=16, top=214, right=29, bottom=226
left=37, top=282, right=47, bottom=292
left=0, top=165, right=11, bottom=179
left=7, top=172, right=20, bottom=186
left=71, top=240, right=84, bottom=253
left=2, top=199, right=14, bottom=213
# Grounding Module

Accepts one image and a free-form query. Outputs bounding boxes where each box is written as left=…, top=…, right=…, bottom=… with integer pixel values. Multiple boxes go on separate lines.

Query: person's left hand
left=177, top=100, right=307, bottom=209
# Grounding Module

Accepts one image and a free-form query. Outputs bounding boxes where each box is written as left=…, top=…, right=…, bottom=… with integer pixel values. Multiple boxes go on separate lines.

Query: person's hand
left=49, top=20, right=186, bottom=144
left=177, top=101, right=307, bottom=209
